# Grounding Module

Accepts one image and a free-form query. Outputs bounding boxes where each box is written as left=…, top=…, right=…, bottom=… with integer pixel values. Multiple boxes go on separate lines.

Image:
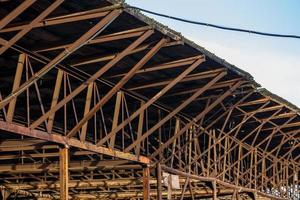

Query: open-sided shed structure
left=0, top=0, right=299, bottom=199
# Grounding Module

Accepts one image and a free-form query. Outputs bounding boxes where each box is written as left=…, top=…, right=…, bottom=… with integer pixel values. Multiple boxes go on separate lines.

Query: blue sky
left=126, top=0, right=300, bottom=107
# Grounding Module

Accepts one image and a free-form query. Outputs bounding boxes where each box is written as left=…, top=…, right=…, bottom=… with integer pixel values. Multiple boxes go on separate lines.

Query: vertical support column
left=0, top=188, right=10, bottom=200
left=135, top=101, right=145, bottom=156
left=285, top=164, right=288, bottom=195
left=143, top=166, right=150, bottom=200
left=47, top=69, right=64, bottom=133
left=213, top=129, right=217, bottom=175
left=236, top=144, right=241, bottom=186
left=250, top=150, right=253, bottom=188
left=157, top=163, right=162, bottom=200
left=235, top=192, right=240, bottom=200
left=207, top=131, right=211, bottom=176
left=170, top=119, right=179, bottom=167
left=109, top=91, right=122, bottom=148
left=7, top=53, right=25, bottom=122
left=262, top=156, right=265, bottom=191
left=294, top=164, right=298, bottom=199
left=254, top=148, right=257, bottom=190
left=213, top=180, right=218, bottom=200
left=222, top=136, right=228, bottom=181
left=80, top=82, right=94, bottom=142
left=60, top=147, right=69, bottom=200
left=167, top=174, right=172, bottom=200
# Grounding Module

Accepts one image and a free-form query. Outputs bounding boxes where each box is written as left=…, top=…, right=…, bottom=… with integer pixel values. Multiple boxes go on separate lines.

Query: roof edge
left=107, top=0, right=300, bottom=113
left=107, top=0, right=257, bottom=83
left=258, top=88, right=300, bottom=114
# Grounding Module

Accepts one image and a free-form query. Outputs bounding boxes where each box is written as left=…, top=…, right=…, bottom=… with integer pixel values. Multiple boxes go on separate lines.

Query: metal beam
left=143, top=167, right=150, bottom=200
left=0, top=121, right=150, bottom=164
left=69, top=40, right=181, bottom=67
left=97, top=56, right=205, bottom=146
left=128, top=68, right=225, bottom=91
left=161, top=165, right=287, bottom=200
left=109, top=91, right=123, bottom=148
left=124, top=71, right=227, bottom=153
left=66, top=37, right=166, bottom=138
left=0, top=0, right=36, bottom=30
left=35, top=26, right=151, bottom=52
left=0, top=4, right=123, bottom=33
left=80, top=82, right=94, bottom=142
left=0, top=0, right=64, bottom=55
left=6, top=53, right=26, bottom=122
left=0, top=160, right=136, bottom=173
left=59, top=147, right=69, bottom=200
left=156, top=163, right=163, bottom=200
left=29, top=29, right=153, bottom=130
left=151, top=80, right=243, bottom=158
left=0, top=9, right=122, bottom=110
left=108, top=55, right=202, bottom=78
left=47, top=69, right=64, bottom=133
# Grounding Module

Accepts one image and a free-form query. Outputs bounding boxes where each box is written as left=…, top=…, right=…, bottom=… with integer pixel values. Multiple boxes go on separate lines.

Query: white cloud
left=193, top=37, right=300, bottom=106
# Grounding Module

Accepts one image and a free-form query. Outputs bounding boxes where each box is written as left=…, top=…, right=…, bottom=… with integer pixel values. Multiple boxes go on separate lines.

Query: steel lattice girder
left=0, top=1, right=299, bottom=200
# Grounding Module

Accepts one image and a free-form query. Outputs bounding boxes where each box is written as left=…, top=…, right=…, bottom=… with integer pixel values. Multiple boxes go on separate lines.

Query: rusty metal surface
left=0, top=1, right=298, bottom=199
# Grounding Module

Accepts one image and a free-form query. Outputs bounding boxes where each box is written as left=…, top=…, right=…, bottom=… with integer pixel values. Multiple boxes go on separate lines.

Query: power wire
left=125, top=6, right=300, bottom=39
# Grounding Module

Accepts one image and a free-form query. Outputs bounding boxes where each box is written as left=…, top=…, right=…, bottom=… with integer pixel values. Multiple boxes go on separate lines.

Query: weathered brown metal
left=143, top=167, right=151, bottom=200
left=108, top=55, right=202, bottom=78
left=0, top=9, right=122, bottom=110
left=0, top=2, right=299, bottom=200
left=0, top=0, right=36, bottom=30
left=0, top=121, right=150, bottom=164
left=6, top=54, right=25, bottom=123
left=59, top=147, right=69, bottom=200
left=0, top=160, right=139, bottom=174
left=109, top=91, right=123, bottom=147
left=128, top=68, right=225, bottom=91
left=156, top=163, right=163, bottom=200
left=80, top=82, right=94, bottom=142
left=35, top=26, right=152, bottom=53
left=29, top=29, right=153, bottom=130
left=67, top=37, right=167, bottom=138
left=151, top=80, right=243, bottom=158
left=0, top=4, right=124, bottom=33
left=161, top=165, right=287, bottom=200
left=0, top=0, right=65, bottom=55
left=97, top=56, right=205, bottom=146
left=1, top=178, right=203, bottom=190
left=69, top=40, right=181, bottom=67
left=124, top=71, right=227, bottom=152
left=47, top=69, right=64, bottom=133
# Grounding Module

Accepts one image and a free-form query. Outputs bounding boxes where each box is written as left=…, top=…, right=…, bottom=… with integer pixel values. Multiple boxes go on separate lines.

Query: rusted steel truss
left=0, top=1, right=299, bottom=200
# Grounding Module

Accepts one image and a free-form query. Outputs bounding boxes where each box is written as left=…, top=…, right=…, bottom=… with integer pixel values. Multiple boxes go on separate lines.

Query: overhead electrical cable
left=125, top=6, right=300, bottom=40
